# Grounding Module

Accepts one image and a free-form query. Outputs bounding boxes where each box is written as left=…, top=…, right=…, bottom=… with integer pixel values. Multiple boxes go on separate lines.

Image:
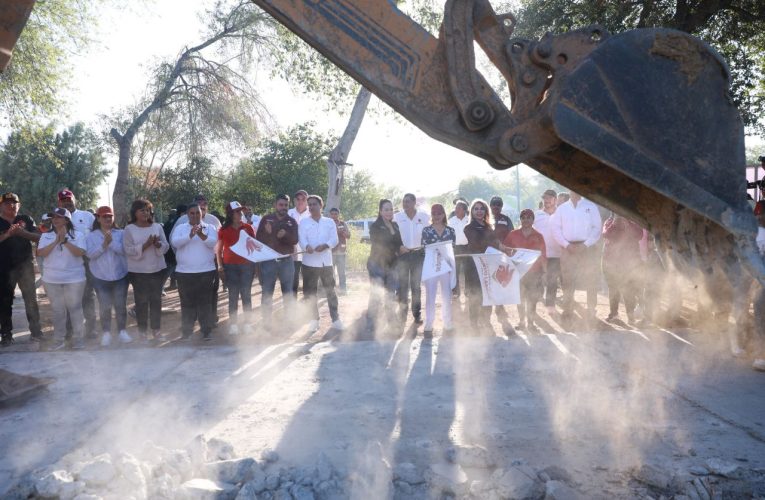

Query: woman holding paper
left=421, top=203, right=456, bottom=337
left=463, top=199, right=511, bottom=331
left=504, top=209, right=547, bottom=331
left=217, top=201, right=257, bottom=336
left=366, top=199, right=404, bottom=333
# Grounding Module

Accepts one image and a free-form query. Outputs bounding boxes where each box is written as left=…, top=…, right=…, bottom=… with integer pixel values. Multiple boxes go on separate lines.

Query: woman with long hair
left=123, top=199, right=169, bottom=340
left=366, top=199, right=403, bottom=332
left=217, top=201, right=257, bottom=335
left=36, top=207, right=87, bottom=348
left=421, top=203, right=456, bottom=338
left=86, top=206, right=131, bottom=346
left=463, top=198, right=511, bottom=331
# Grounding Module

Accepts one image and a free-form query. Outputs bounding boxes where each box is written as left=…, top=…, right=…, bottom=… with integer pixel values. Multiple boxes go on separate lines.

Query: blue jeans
left=91, top=275, right=129, bottom=332
left=333, top=253, right=347, bottom=290
left=260, top=258, right=295, bottom=320
left=223, top=262, right=255, bottom=323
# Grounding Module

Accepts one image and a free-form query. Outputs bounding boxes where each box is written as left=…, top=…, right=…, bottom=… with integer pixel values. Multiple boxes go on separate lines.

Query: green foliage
left=513, top=0, right=765, bottom=132
left=221, top=123, right=335, bottom=214
left=0, top=123, right=109, bottom=218
left=150, top=156, right=227, bottom=220
left=340, top=169, right=391, bottom=220
left=345, top=237, right=371, bottom=273
left=0, top=0, right=99, bottom=125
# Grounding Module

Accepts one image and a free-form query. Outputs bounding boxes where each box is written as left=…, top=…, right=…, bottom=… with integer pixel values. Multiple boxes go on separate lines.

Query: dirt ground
left=1, top=272, right=764, bottom=498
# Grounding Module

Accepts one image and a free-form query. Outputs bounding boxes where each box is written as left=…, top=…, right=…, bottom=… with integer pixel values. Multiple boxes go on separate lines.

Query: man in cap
left=0, top=193, right=43, bottom=345
left=534, top=189, right=562, bottom=315
left=58, top=188, right=97, bottom=339
left=288, top=189, right=311, bottom=297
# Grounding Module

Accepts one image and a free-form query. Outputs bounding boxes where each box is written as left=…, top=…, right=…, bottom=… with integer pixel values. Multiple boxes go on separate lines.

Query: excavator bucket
left=0, top=368, right=55, bottom=403
left=0, top=0, right=35, bottom=71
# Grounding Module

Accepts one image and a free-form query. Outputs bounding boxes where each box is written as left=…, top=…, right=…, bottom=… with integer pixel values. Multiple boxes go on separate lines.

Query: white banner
left=421, top=241, right=456, bottom=289
left=230, top=231, right=286, bottom=263
left=472, top=248, right=540, bottom=306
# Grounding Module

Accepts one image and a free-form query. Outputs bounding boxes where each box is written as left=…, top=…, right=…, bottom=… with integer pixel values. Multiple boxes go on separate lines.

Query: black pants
left=543, top=257, right=561, bottom=307
left=302, top=265, right=339, bottom=322
left=292, top=261, right=303, bottom=296
left=129, top=270, right=166, bottom=333
left=0, top=260, right=42, bottom=337
left=177, top=271, right=216, bottom=336
left=453, top=245, right=469, bottom=296
left=465, top=258, right=490, bottom=326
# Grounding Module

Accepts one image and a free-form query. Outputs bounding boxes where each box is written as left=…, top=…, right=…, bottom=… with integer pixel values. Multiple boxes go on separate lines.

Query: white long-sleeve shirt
left=123, top=223, right=169, bottom=273
left=171, top=222, right=218, bottom=273
left=394, top=210, right=430, bottom=249
left=299, top=215, right=339, bottom=268
left=533, top=209, right=562, bottom=258
left=447, top=214, right=469, bottom=246
left=550, top=198, right=602, bottom=248
left=86, top=229, right=128, bottom=281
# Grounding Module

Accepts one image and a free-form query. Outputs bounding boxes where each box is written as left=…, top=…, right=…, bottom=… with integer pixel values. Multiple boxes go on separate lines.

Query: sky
left=64, top=0, right=521, bottom=208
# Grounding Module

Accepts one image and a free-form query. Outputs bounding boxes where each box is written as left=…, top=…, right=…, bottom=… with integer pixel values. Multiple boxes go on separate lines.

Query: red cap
left=57, top=189, right=74, bottom=200
left=96, top=206, right=114, bottom=217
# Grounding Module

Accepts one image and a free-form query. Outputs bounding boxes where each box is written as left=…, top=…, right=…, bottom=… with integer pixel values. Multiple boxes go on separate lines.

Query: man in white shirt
left=58, top=188, right=97, bottom=339
left=288, top=189, right=311, bottom=297
left=299, top=195, right=342, bottom=333
left=448, top=199, right=469, bottom=298
left=394, top=193, right=430, bottom=324
left=550, top=191, right=602, bottom=325
left=171, top=203, right=218, bottom=341
left=534, top=189, right=562, bottom=315
left=243, top=204, right=261, bottom=229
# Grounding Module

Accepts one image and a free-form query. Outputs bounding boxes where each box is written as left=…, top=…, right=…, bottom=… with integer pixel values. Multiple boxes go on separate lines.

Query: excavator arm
left=253, top=0, right=764, bottom=286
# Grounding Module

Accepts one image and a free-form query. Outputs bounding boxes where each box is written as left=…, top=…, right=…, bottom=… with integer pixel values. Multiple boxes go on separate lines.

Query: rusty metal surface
left=0, top=0, right=35, bottom=72
left=0, top=368, right=54, bottom=403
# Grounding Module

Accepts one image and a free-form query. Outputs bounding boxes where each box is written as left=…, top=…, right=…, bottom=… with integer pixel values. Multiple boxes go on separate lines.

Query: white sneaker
left=753, top=358, right=765, bottom=371
left=307, top=320, right=319, bottom=333
left=228, top=324, right=240, bottom=336
left=118, top=330, right=133, bottom=344
left=331, top=319, right=344, bottom=331
left=100, top=332, right=112, bottom=347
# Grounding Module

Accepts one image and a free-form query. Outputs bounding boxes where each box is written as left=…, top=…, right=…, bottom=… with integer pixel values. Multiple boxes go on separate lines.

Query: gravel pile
left=8, top=436, right=764, bottom=499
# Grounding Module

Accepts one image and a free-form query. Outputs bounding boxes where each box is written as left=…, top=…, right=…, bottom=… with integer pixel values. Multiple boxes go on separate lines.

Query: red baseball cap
left=57, top=189, right=74, bottom=200
left=96, top=206, right=114, bottom=217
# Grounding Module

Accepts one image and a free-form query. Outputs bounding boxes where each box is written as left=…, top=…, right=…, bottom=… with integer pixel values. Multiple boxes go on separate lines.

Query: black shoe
left=203, top=332, right=212, bottom=341
left=1, top=334, right=13, bottom=347
left=30, top=333, right=44, bottom=343
left=413, top=317, right=423, bottom=325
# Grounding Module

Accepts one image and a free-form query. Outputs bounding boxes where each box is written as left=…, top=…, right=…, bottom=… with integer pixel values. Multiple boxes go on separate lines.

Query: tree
left=0, top=0, right=101, bottom=125
left=108, top=0, right=273, bottom=223
left=0, top=123, right=109, bottom=218
left=513, top=0, right=765, bottom=133
left=340, top=169, right=392, bottom=220
left=221, top=123, right=335, bottom=215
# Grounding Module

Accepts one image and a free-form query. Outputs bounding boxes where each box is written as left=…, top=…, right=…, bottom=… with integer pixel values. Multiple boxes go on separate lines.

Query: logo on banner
left=493, top=264, right=514, bottom=287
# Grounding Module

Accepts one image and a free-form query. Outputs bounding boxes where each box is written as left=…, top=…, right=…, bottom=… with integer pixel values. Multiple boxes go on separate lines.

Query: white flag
left=230, top=231, right=286, bottom=263
left=472, top=248, right=540, bottom=306
left=421, top=241, right=456, bottom=288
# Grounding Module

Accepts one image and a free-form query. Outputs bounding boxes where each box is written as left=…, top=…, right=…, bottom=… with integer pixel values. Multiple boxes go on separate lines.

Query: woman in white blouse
left=86, top=206, right=131, bottom=346
left=36, top=207, right=87, bottom=349
left=123, top=199, right=169, bottom=340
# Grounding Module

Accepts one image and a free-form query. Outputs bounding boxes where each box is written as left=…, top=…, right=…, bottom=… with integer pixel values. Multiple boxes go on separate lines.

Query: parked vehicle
left=347, top=218, right=375, bottom=243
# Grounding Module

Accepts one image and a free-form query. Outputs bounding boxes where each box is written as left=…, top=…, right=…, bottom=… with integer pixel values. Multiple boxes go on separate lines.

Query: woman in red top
left=217, top=201, right=256, bottom=335
left=504, top=209, right=547, bottom=331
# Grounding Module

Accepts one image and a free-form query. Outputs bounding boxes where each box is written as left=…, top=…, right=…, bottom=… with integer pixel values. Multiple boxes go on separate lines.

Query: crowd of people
left=1, top=185, right=764, bottom=355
